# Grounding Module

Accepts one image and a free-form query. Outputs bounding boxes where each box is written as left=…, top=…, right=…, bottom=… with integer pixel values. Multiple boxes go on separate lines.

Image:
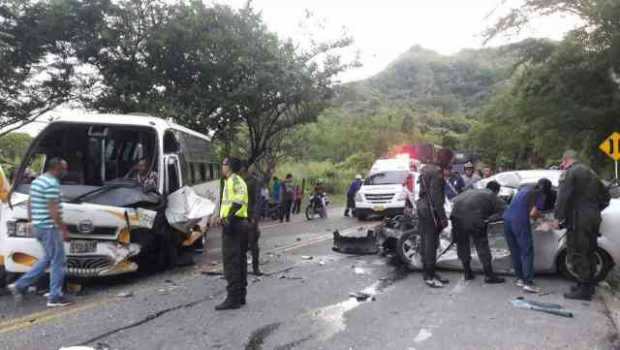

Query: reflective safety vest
left=219, top=173, right=248, bottom=218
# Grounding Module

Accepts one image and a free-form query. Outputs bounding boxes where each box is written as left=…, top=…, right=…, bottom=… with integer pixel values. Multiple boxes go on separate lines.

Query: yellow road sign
left=599, top=132, right=620, bottom=161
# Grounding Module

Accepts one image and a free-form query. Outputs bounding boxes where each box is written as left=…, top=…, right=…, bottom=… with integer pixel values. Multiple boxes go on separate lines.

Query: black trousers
left=280, top=199, right=293, bottom=222
left=452, top=220, right=493, bottom=274
left=222, top=219, right=249, bottom=300
left=418, top=213, right=441, bottom=279
left=248, top=221, right=261, bottom=272
left=344, top=195, right=355, bottom=215
left=567, top=215, right=600, bottom=284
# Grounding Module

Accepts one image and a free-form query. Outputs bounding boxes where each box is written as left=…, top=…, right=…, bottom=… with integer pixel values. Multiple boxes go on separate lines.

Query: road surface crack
left=78, top=290, right=225, bottom=346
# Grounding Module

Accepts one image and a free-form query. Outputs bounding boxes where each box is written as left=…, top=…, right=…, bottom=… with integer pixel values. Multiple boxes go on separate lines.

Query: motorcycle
left=305, top=192, right=329, bottom=220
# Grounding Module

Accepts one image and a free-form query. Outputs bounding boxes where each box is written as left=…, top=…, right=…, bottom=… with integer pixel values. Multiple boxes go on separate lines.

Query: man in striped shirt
left=8, top=158, right=73, bottom=307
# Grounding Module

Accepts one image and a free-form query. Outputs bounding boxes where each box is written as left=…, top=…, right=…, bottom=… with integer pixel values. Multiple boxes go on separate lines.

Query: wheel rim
left=566, top=251, right=604, bottom=279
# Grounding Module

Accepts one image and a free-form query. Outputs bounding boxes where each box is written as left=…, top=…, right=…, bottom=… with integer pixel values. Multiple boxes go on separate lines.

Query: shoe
left=434, top=274, right=449, bottom=284
left=570, top=283, right=583, bottom=292
left=564, top=284, right=594, bottom=301
left=47, top=296, right=74, bottom=308
left=424, top=277, right=444, bottom=288
left=7, top=283, right=24, bottom=304
left=214, top=298, right=242, bottom=310
left=484, top=275, right=506, bottom=284
left=514, top=279, right=525, bottom=288
left=522, top=284, right=541, bottom=294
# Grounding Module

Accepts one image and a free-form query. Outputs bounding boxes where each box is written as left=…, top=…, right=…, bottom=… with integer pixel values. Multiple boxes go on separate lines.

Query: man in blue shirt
left=503, top=178, right=553, bottom=293
left=344, top=174, right=363, bottom=217
left=9, top=158, right=73, bottom=307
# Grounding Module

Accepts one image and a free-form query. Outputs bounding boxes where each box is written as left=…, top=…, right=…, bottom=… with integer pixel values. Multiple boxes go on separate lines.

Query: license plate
left=137, top=208, right=156, bottom=228
left=70, top=240, right=97, bottom=254
left=373, top=205, right=385, bottom=212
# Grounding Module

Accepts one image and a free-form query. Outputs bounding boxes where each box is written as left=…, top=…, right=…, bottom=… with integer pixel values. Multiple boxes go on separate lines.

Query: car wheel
left=558, top=248, right=614, bottom=282
left=357, top=214, right=367, bottom=221
left=397, top=230, right=423, bottom=271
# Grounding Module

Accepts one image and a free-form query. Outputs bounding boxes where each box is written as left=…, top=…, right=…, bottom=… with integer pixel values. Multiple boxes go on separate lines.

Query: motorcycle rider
left=450, top=181, right=506, bottom=283
left=417, top=148, right=452, bottom=288
left=555, top=150, right=610, bottom=301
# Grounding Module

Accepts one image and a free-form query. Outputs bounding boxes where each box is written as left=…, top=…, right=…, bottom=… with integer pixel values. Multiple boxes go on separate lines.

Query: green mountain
left=336, top=44, right=517, bottom=116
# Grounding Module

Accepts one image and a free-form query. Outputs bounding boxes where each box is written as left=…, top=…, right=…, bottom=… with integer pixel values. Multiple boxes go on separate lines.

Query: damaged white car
left=381, top=170, right=620, bottom=282
left=0, top=113, right=219, bottom=282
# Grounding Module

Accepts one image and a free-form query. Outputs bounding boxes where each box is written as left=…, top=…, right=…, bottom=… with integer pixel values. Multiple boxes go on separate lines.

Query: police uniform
left=244, top=172, right=262, bottom=275
left=416, top=164, right=448, bottom=284
left=555, top=162, right=610, bottom=299
left=450, top=189, right=506, bottom=282
left=220, top=173, right=249, bottom=305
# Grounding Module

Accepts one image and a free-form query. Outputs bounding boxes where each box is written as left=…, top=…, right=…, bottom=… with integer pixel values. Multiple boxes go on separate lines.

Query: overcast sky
left=222, top=0, right=579, bottom=82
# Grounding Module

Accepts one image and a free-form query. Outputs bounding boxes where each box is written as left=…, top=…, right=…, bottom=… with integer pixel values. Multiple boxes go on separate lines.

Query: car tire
left=557, top=248, right=614, bottom=283
left=357, top=214, right=368, bottom=221
left=396, top=229, right=422, bottom=271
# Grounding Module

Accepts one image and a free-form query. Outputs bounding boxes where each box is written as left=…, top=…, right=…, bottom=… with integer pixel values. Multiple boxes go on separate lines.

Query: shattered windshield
left=365, top=171, right=408, bottom=185
left=14, top=122, right=160, bottom=204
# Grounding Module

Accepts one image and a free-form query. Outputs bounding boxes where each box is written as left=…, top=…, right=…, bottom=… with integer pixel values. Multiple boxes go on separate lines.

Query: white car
left=395, top=169, right=619, bottom=281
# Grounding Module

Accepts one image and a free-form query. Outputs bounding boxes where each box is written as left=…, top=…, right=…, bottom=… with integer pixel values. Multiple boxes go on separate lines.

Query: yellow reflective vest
left=219, top=173, right=248, bottom=218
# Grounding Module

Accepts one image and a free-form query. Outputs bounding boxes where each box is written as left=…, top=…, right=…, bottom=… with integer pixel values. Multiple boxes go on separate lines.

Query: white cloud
left=221, top=0, right=580, bottom=81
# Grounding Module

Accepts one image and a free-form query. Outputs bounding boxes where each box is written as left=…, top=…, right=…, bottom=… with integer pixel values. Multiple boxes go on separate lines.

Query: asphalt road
left=0, top=207, right=618, bottom=350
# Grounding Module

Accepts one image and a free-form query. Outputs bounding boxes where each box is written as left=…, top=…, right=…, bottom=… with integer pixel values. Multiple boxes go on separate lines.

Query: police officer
left=450, top=181, right=506, bottom=283
left=215, top=158, right=250, bottom=310
left=461, top=161, right=481, bottom=191
left=555, top=150, right=610, bottom=301
left=417, top=149, right=452, bottom=288
left=241, top=161, right=263, bottom=276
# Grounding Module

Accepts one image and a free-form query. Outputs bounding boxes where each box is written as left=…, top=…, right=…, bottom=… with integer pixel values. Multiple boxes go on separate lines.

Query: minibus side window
left=167, top=158, right=181, bottom=193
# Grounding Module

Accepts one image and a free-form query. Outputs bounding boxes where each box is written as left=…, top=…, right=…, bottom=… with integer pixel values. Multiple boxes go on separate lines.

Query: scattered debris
left=348, top=292, right=375, bottom=302
left=279, top=275, right=304, bottom=281
left=332, top=227, right=378, bottom=255
left=414, top=328, right=433, bottom=343
left=202, top=271, right=223, bottom=276
left=319, top=261, right=326, bottom=266
left=252, top=277, right=262, bottom=283
left=66, top=283, right=83, bottom=294
left=511, top=298, right=574, bottom=318
left=296, top=238, right=302, bottom=242
left=116, top=291, right=134, bottom=298
left=301, top=255, right=314, bottom=260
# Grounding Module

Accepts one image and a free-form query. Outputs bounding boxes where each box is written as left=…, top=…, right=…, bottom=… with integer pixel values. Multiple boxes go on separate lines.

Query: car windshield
left=365, top=171, right=408, bottom=185
left=14, top=122, right=159, bottom=202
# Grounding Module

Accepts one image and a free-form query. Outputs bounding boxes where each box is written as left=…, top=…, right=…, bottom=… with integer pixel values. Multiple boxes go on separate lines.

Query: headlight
left=7, top=220, right=33, bottom=238
left=355, top=192, right=363, bottom=202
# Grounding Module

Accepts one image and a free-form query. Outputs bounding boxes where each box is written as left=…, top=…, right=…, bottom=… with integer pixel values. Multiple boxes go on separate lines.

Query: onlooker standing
left=443, top=165, right=465, bottom=201
left=271, top=177, right=281, bottom=206
left=482, top=167, right=493, bottom=179
left=555, top=150, right=610, bottom=301
left=461, top=162, right=481, bottom=191
left=240, top=161, right=262, bottom=276
left=8, top=158, right=73, bottom=307
left=503, top=178, right=553, bottom=293
left=259, top=185, right=270, bottom=219
left=279, top=174, right=294, bottom=222
left=344, top=174, right=363, bottom=217
left=292, top=185, right=303, bottom=214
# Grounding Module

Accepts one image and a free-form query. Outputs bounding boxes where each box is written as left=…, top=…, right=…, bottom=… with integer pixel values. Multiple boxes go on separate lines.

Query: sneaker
left=47, top=296, right=74, bottom=308
left=7, top=283, right=24, bottom=304
left=514, top=279, right=525, bottom=288
left=522, top=284, right=541, bottom=294
left=434, top=273, right=450, bottom=284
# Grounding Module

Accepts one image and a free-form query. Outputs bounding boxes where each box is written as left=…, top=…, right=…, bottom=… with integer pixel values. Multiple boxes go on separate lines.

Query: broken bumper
left=66, top=242, right=141, bottom=277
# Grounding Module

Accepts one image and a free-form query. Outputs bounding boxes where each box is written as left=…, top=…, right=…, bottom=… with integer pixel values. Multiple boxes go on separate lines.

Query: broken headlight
left=7, top=220, right=33, bottom=238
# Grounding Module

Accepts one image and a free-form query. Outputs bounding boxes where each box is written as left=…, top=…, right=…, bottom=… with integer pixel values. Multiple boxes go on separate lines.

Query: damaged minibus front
left=0, top=114, right=219, bottom=281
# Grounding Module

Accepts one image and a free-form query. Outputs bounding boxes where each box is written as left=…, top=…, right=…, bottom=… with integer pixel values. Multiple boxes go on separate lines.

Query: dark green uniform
left=450, top=189, right=506, bottom=277
left=416, top=164, right=447, bottom=281
left=555, top=162, right=610, bottom=286
left=244, top=172, right=263, bottom=275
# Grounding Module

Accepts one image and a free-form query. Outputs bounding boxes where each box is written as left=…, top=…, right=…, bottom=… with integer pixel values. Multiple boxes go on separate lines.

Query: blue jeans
left=15, top=227, right=66, bottom=299
left=504, top=218, right=534, bottom=284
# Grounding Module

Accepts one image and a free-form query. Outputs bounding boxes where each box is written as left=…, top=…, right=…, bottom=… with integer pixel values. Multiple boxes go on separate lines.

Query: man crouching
left=450, top=181, right=506, bottom=283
